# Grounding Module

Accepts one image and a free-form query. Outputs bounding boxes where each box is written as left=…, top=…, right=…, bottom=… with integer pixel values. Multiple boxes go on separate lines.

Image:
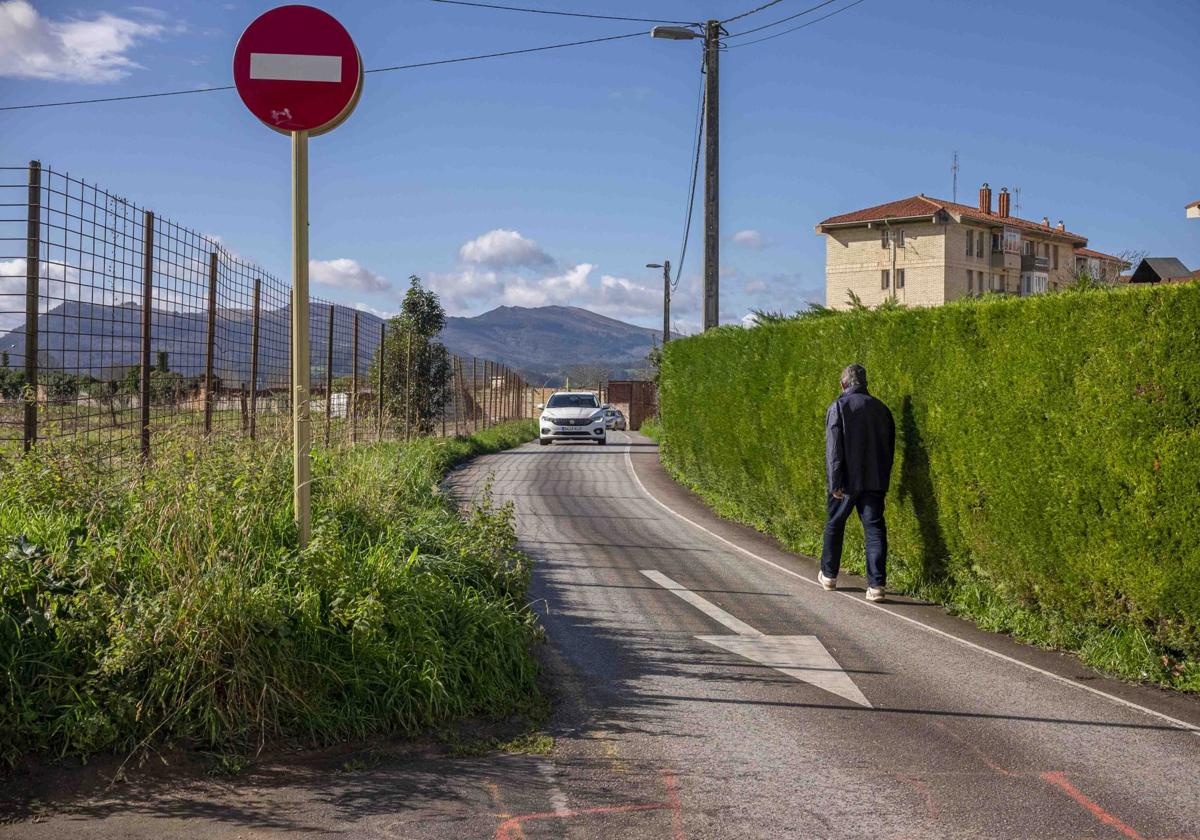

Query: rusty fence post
left=240, top=383, right=248, bottom=432
left=139, top=210, right=155, bottom=459
left=22, top=160, right=41, bottom=452
left=249, top=278, right=261, bottom=440
left=351, top=311, right=359, bottom=445
left=377, top=321, right=385, bottom=441
left=324, top=304, right=334, bottom=446
left=203, top=252, right=218, bottom=435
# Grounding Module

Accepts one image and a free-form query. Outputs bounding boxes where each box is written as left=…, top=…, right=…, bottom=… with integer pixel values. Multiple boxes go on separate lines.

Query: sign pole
left=292, top=128, right=311, bottom=547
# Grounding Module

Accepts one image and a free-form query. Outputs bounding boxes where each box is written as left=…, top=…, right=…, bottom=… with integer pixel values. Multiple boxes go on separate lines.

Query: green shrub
left=658, top=285, right=1200, bottom=690
left=0, top=421, right=539, bottom=764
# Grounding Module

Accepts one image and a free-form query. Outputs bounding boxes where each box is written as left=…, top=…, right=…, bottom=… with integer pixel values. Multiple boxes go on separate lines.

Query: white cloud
left=0, top=0, right=167, bottom=83
left=310, top=258, right=390, bottom=293
left=353, top=302, right=396, bottom=320
left=459, top=229, right=553, bottom=270
left=732, top=229, right=767, bottom=249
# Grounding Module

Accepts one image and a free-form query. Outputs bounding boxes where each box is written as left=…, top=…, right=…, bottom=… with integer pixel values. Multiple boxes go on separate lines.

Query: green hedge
left=658, top=285, right=1200, bottom=690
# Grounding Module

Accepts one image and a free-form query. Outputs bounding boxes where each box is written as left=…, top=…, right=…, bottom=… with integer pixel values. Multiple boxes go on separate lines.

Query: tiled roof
left=1187, top=199, right=1200, bottom=208
left=1074, top=247, right=1126, bottom=263
left=818, top=194, right=1088, bottom=243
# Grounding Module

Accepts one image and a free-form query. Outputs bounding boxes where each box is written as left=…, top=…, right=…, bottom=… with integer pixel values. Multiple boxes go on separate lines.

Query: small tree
left=373, top=276, right=453, bottom=436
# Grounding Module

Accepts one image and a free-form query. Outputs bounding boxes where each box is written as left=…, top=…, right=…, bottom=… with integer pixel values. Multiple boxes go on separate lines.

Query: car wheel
left=597, top=437, right=606, bottom=446
left=539, top=438, right=551, bottom=446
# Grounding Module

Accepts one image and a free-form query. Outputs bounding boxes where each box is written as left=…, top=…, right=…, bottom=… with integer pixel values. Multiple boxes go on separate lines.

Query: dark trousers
left=820, top=491, right=887, bottom=588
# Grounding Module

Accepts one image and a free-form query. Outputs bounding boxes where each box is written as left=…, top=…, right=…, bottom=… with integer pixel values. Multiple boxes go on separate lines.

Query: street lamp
left=646, top=261, right=670, bottom=344
left=652, top=20, right=720, bottom=331
left=651, top=25, right=701, bottom=40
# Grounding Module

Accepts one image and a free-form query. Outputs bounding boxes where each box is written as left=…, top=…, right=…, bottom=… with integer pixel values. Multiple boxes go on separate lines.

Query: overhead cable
left=0, top=31, right=644, bottom=112
left=725, top=0, right=866, bottom=48
left=720, top=0, right=788, bottom=25
left=429, top=0, right=694, bottom=25
left=725, top=0, right=841, bottom=38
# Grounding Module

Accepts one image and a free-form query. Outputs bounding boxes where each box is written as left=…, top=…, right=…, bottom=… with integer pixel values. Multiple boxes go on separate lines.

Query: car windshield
left=547, top=394, right=598, bottom=409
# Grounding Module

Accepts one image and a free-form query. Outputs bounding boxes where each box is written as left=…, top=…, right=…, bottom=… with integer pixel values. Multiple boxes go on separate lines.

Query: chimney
left=1042, top=216, right=1050, bottom=227
left=998, top=187, right=1011, bottom=218
left=1056, top=220, right=1065, bottom=231
left=979, top=183, right=992, bottom=214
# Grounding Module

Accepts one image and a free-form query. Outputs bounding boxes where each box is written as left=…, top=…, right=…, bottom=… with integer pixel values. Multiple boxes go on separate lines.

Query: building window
left=966, top=231, right=974, bottom=257
left=967, top=269, right=974, bottom=294
left=896, top=268, right=905, bottom=289
left=977, top=232, right=984, bottom=259
left=992, top=232, right=1001, bottom=252
left=1023, top=240, right=1034, bottom=256
left=881, top=230, right=890, bottom=249
left=1053, top=245, right=1060, bottom=269
left=881, top=269, right=890, bottom=289
left=896, top=229, right=905, bottom=247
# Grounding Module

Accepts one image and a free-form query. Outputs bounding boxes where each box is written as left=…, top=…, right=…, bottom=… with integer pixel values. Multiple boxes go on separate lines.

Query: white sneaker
left=866, top=586, right=886, bottom=602
left=818, top=571, right=837, bottom=591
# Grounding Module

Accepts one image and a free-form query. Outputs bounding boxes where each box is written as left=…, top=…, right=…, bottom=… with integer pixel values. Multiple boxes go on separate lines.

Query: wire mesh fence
left=0, top=161, right=535, bottom=460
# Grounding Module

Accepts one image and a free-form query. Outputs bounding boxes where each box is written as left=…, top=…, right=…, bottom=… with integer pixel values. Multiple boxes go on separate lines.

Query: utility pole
left=647, top=260, right=671, bottom=344
left=661, top=259, right=671, bottom=343
left=703, top=19, right=720, bottom=331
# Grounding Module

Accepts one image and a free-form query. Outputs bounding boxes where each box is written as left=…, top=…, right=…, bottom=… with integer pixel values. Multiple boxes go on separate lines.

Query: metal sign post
left=234, top=5, right=362, bottom=547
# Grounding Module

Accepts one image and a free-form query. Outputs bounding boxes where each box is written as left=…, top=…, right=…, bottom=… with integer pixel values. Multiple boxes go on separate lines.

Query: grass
left=0, top=420, right=541, bottom=766
left=638, top=417, right=663, bottom=443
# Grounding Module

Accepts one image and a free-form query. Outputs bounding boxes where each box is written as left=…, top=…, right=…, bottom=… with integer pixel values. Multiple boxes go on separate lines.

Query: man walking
left=818, top=364, right=895, bottom=602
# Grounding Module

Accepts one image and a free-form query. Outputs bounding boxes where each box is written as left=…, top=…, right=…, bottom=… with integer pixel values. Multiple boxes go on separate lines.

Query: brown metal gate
left=605, top=380, right=657, bottom=430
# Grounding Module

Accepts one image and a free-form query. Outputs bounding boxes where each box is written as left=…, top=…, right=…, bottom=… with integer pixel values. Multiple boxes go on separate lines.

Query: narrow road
left=441, top=431, right=1200, bottom=840
left=5, top=432, right=1198, bottom=839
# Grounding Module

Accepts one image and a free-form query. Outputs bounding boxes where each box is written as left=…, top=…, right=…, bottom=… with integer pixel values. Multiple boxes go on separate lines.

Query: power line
left=429, top=0, right=693, bottom=25
left=366, top=30, right=642, bottom=73
left=725, top=0, right=866, bottom=48
left=725, top=0, right=841, bottom=38
left=721, top=0, right=788, bottom=25
left=0, top=31, right=645, bottom=112
left=674, top=58, right=706, bottom=293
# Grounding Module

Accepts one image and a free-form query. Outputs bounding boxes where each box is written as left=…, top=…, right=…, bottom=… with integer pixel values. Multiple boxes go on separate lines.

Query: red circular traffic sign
left=233, top=5, right=362, bottom=135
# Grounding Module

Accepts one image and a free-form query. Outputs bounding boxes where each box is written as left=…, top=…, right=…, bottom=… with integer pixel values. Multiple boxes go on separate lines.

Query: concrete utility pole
left=703, top=19, right=720, bottom=331
left=647, top=260, right=671, bottom=344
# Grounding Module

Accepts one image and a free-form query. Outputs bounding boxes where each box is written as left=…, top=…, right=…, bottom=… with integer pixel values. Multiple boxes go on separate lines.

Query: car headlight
left=590, top=410, right=606, bottom=422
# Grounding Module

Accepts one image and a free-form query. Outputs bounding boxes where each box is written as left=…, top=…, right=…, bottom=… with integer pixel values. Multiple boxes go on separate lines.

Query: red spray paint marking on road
left=495, top=769, right=685, bottom=840
left=1040, top=771, right=1145, bottom=840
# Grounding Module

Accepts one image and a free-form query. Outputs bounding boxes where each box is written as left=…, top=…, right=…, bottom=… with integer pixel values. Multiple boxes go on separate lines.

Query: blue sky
left=1, top=0, right=1197, bottom=333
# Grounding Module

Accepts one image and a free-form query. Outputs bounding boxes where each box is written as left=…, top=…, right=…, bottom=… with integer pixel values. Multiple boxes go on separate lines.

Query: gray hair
left=840, top=364, right=867, bottom=390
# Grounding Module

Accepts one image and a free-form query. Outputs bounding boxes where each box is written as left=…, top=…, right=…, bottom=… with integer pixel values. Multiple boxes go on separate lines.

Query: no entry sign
left=233, top=5, right=362, bottom=135
left=233, top=5, right=363, bottom=548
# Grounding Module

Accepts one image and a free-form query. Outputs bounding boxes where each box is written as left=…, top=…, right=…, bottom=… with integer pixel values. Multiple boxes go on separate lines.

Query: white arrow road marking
left=641, top=569, right=872, bottom=707
left=250, top=53, right=342, bottom=82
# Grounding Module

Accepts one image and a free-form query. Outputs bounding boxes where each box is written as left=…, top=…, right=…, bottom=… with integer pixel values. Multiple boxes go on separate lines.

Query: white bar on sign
left=249, top=53, right=342, bottom=83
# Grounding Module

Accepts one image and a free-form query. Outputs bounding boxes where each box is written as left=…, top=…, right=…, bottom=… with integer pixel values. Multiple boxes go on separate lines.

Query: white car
left=603, top=407, right=627, bottom=431
left=538, top=391, right=607, bottom=445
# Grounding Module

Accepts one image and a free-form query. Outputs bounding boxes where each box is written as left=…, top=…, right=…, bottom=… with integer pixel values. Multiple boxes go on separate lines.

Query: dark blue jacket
left=825, top=385, right=895, bottom=495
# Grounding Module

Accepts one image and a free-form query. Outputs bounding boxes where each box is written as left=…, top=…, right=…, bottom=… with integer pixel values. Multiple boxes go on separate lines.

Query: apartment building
left=815, top=184, right=1128, bottom=309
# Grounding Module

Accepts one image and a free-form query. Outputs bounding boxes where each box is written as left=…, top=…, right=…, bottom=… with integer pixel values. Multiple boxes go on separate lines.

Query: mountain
left=0, top=300, right=367, bottom=387
left=438, top=306, right=663, bottom=382
left=0, top=302, right=662, bottom=387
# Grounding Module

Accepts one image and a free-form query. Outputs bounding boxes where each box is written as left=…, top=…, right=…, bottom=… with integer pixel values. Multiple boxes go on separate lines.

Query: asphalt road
left=4, top=431, right=1199, bottom=839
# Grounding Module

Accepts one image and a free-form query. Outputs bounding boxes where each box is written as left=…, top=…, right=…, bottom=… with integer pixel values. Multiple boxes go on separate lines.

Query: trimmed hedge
left=658, top=285, right=1200, bottom=689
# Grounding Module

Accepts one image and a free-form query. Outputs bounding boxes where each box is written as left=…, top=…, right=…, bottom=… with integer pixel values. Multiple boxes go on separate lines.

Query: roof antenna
left=1013, top=186, right=1022, bottom=217
left=952, top=151, right=959, bottom=203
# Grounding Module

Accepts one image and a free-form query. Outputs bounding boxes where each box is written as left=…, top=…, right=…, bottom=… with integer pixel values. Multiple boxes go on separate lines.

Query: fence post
left=377, top=321, right=385, bottom=441
left=440, top=353, right=446, bottom=439
left=470, top=358, right=476, bottom=433
left=22, top=160, right=41, bottom=452
left=324, top=304, right=334, bottom=445
left=405, top=331, right=413, bottom=439
left=203, top=252, right=218, bottom=434
left=240, top=383, right=248, bottom=432
left=351, top=311, right=359, bottom=445
left=249, top=278, right=261, bottom=440
left=139, top=210, right=155, bottom=459
left=484, top=360, right=491, bottom=428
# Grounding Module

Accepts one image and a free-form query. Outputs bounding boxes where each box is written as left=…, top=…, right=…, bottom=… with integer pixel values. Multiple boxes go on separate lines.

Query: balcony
left=991, top=250, right=1020, bottom=271
left=1021, top=254, right=1050, bottom=272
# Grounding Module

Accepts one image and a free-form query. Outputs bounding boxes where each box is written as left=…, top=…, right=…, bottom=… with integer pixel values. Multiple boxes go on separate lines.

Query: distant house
left=1126, top=257, right=1195, bottom=285
left=814, top=183, right=1128, bottom=309
left=1187, top=199, right=1200, bottom=220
